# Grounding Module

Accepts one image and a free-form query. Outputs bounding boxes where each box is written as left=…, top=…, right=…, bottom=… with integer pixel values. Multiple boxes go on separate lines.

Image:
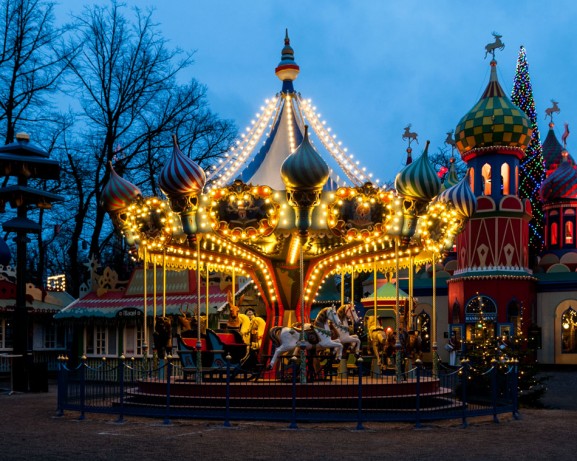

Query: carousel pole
left=432, top=251, right=439, bottom=378
left=299, top=244, right=306, bottom=384
left=395, top=237, right=403, bottom=383
left=409, top=253, right=414, bottom=330
left=162, top=249, right=167, bottom=317
left=351, top=264, right=355, bottom=309
left=206, top=265, right=210, bottom=331
left=143, top=247, right=148, bottom=360
left=341, top=267, right=345, bottom=306
left=153, top=258, right=157, bottom=331
left=196, top=237, right=202, bottom=384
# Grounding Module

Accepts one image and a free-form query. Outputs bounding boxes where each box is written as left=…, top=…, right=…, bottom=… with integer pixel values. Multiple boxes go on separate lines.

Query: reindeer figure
left=485, top=32, right=504, bottom=59
left=402, top=124, right=418, bottom=146
left=444, top=130, right=456, bottom=148
left=178, top=305, right=193, bottom=332
left=545, top=100, right=560, bottom=121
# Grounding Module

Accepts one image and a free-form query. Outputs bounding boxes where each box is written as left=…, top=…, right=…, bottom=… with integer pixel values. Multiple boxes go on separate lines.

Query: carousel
left=100, top=31, right=476, bottom=392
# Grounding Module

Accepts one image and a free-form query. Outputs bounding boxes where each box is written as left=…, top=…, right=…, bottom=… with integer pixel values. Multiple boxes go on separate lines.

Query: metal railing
left=55, top=353, right=519, bottom=427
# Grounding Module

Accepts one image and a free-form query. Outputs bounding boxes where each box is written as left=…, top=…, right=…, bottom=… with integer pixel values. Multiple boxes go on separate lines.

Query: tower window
left=482, top=163, right=491, bottom=195
left=501, top=163, right=510, bottom=195
left=565, top=221, right=574, bottom=245
left=551, top=222, right=558, bottom=245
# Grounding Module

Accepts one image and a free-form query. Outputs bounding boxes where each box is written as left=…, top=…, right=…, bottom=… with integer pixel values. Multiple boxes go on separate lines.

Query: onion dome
left=444, top=157, right=460, bottom=188
left=437, top=170, right=477, bottom=218
left=275, top=29, right=300, bottom=84
left=0, top=237, right=11, bottom=266
left=281, top=125, right=329, bottom=190
left=540, top=152, right=577, bottom=201
left=395, top=141, right=441, bottom=201
left=454, top=60, right=532, bottom=157
left=542, top=122, right=575, bottom=172
left=101, top=162, right=142, bottom=212
left=159, top=135, right=206, bottom=197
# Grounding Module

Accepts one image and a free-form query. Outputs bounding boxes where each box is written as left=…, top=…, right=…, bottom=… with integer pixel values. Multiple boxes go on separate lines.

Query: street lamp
left=0, top=133, right=62, bottom=392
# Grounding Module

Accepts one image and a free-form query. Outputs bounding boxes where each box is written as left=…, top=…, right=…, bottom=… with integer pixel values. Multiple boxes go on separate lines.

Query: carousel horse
left=366, top=316, right=395, bottom=367
left=153, top=316, right=172, bottom=358
left=332, top=304, right=361, bottom=354
left=224, top=292, right=251, bottom=345
left=178, top=305, right=207, bottom=335
left=267, top=306, right=344, bottom=369
left=402, top=329, right=423, bottom=361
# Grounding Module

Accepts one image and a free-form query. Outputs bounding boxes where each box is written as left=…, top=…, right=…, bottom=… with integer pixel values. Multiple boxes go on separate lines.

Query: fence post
left=415, top=358, right=422, bottom=429
left=117, top=355, right=125, bottom=424
left=289, top=356, right=298, bottom=429
left=79, top=355, right=86, bottom=420
left=356, top=356, right=364, bottom=430
left=512, top=358, right=520, bottom=420
left=56, top=355, right=64, bottom=417
left=224, top=353, right=232, bottom=428
left=461, top=358, right=469, bottom=428
left=164, top=355, right=172, bottom=425
left=491, top=358, right=499, bottom=423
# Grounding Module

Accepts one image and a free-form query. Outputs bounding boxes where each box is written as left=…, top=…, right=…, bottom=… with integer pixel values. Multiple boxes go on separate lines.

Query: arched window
left=482, top=164, right=491, bottom=195
left=551, top=222, right=558, bottom=245
left=561, top=307, right=577, bottom=353
left=501, top=163, right=510, bottom=195
left=468, top=168, right=475, bottom=194
left=415, top=311, right=431, bottom=352
left=465, top=294, right=497, bottom=340
left=565, top=221, right=574, bottom=245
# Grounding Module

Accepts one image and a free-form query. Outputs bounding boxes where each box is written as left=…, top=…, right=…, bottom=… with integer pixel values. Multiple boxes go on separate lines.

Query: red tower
left=447, top=58, right=536, bottom=342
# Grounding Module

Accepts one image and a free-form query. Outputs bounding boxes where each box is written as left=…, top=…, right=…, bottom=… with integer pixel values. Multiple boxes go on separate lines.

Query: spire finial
left=285, top=28, right=290, bottom=44
left=484, top=32, right=504, bottom=60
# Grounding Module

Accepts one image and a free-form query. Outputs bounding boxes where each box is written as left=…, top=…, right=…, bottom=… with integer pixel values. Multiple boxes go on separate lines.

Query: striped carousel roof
left=443, top=158, right=460, bottom=189
left=436, top=170, right=477, bottom=218
left=454, top=60, right=532, bottom=156
left=101, top=163, right=142, bottom=212
left=540, top=153, right=577, bottom=201
left=159, top=137, right=206, bottom=196
left=394, top=141, right=441, bottom=201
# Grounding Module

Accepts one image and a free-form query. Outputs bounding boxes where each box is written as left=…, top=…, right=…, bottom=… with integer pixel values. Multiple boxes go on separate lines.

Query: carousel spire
left=275, top=28, right=300, bottom=92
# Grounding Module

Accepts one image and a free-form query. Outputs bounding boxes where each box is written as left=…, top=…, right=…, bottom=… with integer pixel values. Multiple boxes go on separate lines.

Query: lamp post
left=0, top=133, right=62, bottom=392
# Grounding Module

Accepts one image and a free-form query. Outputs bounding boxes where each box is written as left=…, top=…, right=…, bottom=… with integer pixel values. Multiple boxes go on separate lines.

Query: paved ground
left=0, top=368, right=576, bottom=460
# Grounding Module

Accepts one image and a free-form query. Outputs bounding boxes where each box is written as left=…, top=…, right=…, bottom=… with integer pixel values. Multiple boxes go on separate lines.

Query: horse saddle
left=291, top=323, right=320, bottom=345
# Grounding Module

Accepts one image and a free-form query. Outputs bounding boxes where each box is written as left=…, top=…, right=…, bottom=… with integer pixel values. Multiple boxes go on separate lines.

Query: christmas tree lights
left=511, top=46, right=545, bottom=261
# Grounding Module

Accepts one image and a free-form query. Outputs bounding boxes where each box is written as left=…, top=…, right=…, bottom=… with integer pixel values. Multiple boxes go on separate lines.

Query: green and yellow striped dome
left=455, top=60, right=532, bottom=157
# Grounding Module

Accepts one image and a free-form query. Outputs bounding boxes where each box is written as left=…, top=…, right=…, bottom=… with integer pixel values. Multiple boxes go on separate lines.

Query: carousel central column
left=280, top=125, right=329, bottom=383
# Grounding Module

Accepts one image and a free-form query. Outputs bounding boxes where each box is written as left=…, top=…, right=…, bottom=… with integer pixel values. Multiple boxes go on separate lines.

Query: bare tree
left=0, top=0, right=69, bottom=144
left=428, top=146, right=466, bottom=184
left=57, top=2, right=235, bottom=295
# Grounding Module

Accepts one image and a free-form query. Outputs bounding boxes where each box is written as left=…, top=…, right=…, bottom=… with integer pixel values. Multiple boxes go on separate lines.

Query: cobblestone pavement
left=0, top=369, right=575, bottom=460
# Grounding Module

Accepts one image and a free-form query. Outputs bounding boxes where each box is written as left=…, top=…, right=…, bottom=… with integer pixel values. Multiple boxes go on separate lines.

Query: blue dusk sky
left=56, top=0, right=577, bottom=184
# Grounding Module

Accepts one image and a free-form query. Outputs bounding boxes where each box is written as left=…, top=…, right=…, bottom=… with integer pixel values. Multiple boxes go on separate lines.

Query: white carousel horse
left=267, top=306, right=343, bottom=369
left=366, top=316, right=395, bottom=367
left=332, top=304, right=361, bottom=354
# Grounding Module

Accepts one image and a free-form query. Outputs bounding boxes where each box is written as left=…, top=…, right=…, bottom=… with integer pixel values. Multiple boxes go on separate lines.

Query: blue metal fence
left=55, top=355, right=519, bottom=428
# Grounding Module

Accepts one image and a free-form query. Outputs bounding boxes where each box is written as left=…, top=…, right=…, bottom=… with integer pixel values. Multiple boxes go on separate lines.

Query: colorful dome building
left=447, top=56, right=536, bottom=344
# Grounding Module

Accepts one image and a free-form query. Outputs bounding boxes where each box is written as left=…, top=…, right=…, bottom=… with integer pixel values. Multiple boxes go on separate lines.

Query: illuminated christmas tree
left=511, top=46, right=545, bottom=262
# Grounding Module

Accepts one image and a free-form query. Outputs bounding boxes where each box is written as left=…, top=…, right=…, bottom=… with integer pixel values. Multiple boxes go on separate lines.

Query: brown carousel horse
left=366, top=316, right=395, bottom=367
left=221, top=292, right=251, bottom=345
left=153, top=316, right=172, bottom=358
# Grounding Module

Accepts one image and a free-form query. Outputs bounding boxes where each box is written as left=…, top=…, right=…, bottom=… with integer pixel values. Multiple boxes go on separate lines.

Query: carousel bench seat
left=177, top=329, right=248, bottom=379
